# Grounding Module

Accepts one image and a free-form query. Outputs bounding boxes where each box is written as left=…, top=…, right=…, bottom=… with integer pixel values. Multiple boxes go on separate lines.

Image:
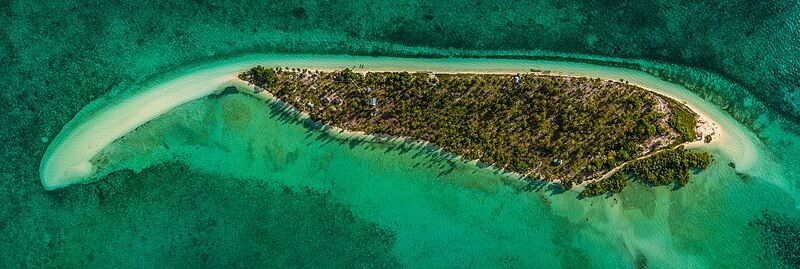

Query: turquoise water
left=2, top=1, right=800, bottom=268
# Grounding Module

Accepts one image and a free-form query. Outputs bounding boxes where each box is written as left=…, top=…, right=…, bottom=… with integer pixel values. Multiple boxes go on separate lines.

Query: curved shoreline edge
left=39, top=54, right=762, bottom=190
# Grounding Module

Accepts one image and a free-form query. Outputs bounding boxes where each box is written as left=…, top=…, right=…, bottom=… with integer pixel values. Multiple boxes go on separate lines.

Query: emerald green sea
left=2, top=1, right=800, bottom=268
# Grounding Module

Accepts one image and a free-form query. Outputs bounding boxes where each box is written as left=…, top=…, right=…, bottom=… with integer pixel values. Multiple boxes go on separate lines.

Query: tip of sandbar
left=39, top=160, right=95, bottom=190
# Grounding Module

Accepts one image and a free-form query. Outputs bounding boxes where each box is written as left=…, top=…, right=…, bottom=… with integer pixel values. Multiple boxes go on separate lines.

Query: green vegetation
left=705, top=134, right=713, bottom=143
left=240, top=67, right=704, bottom=191
left=337, top=68, right=363, bottom=84
left=581, top=146, right=711, bottom=197
left=240, top=65, right=278, bottom=89
left=667, top=100, right=698, bottom=144
left=626, top=146, right=711, bottom=186
left=580, top=172, right=628, bottom=197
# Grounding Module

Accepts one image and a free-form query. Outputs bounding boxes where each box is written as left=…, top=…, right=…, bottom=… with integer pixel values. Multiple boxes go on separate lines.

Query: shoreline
left=39, top=54, right=751, bottom=191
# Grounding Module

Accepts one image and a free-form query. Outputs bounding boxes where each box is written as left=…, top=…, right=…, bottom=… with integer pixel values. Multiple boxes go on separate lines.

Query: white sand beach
left=39, top=70, right=246, bottom=190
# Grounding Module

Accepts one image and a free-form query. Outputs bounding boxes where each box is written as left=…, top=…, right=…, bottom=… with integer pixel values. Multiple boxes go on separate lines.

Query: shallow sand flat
left=40, top=54, right=762, bottom=190
left=39, top=70, right=246, bottom=189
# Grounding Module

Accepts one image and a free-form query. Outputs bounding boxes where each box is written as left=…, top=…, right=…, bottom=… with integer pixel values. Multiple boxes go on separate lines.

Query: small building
left=369, top=97, right=378, bottom=106
left=552, top=158, right=563, bottom=166
left=513, top=73, right=521, bottom=89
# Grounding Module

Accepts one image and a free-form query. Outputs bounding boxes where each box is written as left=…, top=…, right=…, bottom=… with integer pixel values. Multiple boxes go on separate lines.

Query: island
left=236, top=66, right=713, bottom=197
